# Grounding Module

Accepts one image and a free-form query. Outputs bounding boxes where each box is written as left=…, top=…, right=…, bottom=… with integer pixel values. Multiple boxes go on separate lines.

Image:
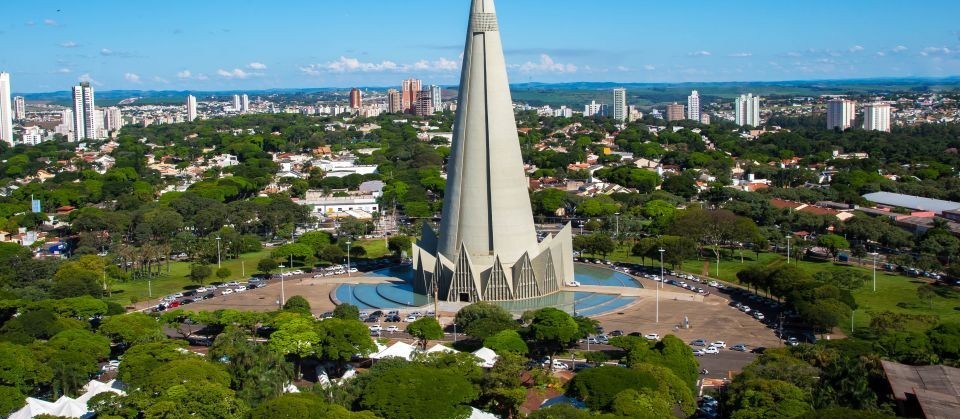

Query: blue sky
left=3, top=0, right=960, bottom=93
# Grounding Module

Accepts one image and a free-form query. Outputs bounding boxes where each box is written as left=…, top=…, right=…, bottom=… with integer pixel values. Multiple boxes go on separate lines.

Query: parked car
left=644, top=333, right=660, bottom=341
left=202, top=293, right=215, bottom=300
left=404, top=315, right=418, bottom=323
left=710, top=341, right=726, bottom=349
left=234, top=287, right=246, bottom=293
left=692, top=349, right=705, bottom=357
left=610, top=330, right=624, bottom=337
left=753, top=312, right=765, bottom=320
left=195, top=287, right=209, bottom=293
left=369, top=325, right=383, bottom=333
left=786, top=337, right=800, bottom=346
left=542, top=359, right=570, bottom=370
left=703, top=346, right=720, bottom=354
left=731, top=344, right=748, bottom=352
left=386, top=325, right=399, bottom=333
left=691, top=339, right=707, bottom=346
left=221, top=289, right=234, bottom=295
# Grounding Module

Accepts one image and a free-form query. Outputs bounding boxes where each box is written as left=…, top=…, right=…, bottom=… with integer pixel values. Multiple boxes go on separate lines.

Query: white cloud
left=516, top=54, right=577, bottom=73
left=892, top=45, right=908, bottom=53
left=643, top=64, right=656, bottom=71
left=176, top=70, right=192, bottom=79
left=248, top=62, right=267, bottom=70
left=43, top=19, right=58, bottom=26
left=195, top=73, right=209, bottom=81
left=124, top=73, right=142, bottom=83
left=302, top=56, right=460, bottom=76
left=100, top=48, right=113, bottom=56
left=688, top=50, right=711, bottom=57
left=153, top=76, right=170, bottom=84
left=849, top=45, right=864, bottom=53
left=78, top=74, right=101, bottom=86
left=786, top=51, right=803, bottom=57
left=60, top=41, right=79, bottom=48
left=876, top=52, right=886, bottom=57
left=616, top=65, right=630, bottom=72
left=729, top=52, right=752, bottom=57
left=920, top=47, right=951, bottom=56
left=217, top=68, right=252, bottom=79
left=56, top=68, right=71, bottom=74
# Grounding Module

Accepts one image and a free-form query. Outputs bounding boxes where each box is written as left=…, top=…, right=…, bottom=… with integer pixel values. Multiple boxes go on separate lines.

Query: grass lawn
left=602, top=243, right=960, bottom=333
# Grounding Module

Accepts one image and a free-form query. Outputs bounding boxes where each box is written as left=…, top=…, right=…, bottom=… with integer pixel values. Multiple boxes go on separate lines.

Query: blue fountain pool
left=333, top=264, right=640, bottom=316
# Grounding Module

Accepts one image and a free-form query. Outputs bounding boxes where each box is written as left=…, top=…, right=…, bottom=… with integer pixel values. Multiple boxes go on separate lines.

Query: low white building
left=301, top=191, right=379, bottom=217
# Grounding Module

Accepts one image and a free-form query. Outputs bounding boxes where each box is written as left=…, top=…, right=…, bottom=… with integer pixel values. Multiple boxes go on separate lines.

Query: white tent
left=370, top=341, right=418, bottom=361
left=425, top=343, right=459, bottom=354
left=468, top=407, right=499, bottom=419
left=10, top=379, right=125, bottom=419
left=472, top=347, right=499, bottom=368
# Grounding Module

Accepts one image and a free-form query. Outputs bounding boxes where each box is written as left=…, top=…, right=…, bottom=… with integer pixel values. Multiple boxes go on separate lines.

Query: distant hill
left=21, top=77, right=960, bottom=108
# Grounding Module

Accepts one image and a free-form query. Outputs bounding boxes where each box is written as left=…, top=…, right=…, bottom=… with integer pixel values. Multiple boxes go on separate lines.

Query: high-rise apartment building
left=863, top=103, right=891, bottom=132
left=231, top=94, right=241, bottom=111
left=584, top=100, right=606, bottom=117
left=387, top=89, right=402, bottom=114
left=401, top=78, right=422, bottom=113
left=666, top=103, right=685, bottom=122
left=612, top=88, right=627, bottom=122
left=687, top=90, right=701, bottom=122
left=104, top=107, right=123, bottom=133
left=826, top=98, right=857, bottom=130
left=186, top=95, right=197, bottom=122
left=0, top=73, right=12, bottom=145
left=72, top=82, right=98, bottom=140
left=430, top=85, right=443, bottom=113
left=415, top=88, right=434, bottom=117
left=13, top=96, right=25, bottom=121
left=349, top=88, right=362, bottom=109
left=734, top=93, right=760, bottom=127
left=240, top=94, right=249, bottom=113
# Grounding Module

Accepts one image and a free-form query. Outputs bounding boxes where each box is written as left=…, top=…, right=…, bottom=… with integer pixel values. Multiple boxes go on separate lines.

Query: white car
left=542, top=359, right=569, bottom=370
left=369, top=325, right=383, bottom=333
left=195, top=287, right=209, bottom=293
left=386, top=325, right=399, bottom=333
left=312, top=274, right=324, bottom=278
left=403, top=315, right=418, bottom=323
left=334, top=270, right=346, bottom=275
left=171, top=292, right=184, bottom=298
left=161, top=296, right=177, bottom=302
left=703, top=346, right=720, bottom=354
left=708, top=281, right=719, bottom=287
left=741, top=306, right=752, bottom=313
left=710, top=341, right=726, bottom=349
left=221, top=289, right=234, bottom=295
left=754, top=312, right=765, bottom=320
left=348, top=268, right=358, bottom=273
left=644, top=333, right=660, bottom=341
left=565, top=281, right=581, bottom=287
left=234, top=287, right=246, bottom=293
left=225, top=281, right=240, bottom=287
left=291, top=270, right=304, bottom=275
left=692, top=349, right=705, bottom=357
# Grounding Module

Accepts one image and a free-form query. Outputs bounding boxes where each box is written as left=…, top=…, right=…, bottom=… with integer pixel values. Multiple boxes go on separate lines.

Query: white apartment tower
left=186, top=95, right=197, bottom=122
left=584, top=100, right=605, bottom=117
left=687, top=90, right=701, bottom=122
left=863, top=103, right=891, bottom=132
left=0, top=73, right=12, bottom=145
left=231, top=94, right=241, bottom=111
left=734, top=93, right=760, bottom=127
left=13, top=96, right=25, bottom=121
left=827, top=98, right=857, bottom=130
left=72, top=82, right=98, bottom=140
left=612, top=88, right=627, bottom=122
left=104, top=107, right=123, bottom=133
left=241, top=94, right=249, bottom=113
left=430, top=85, right=443, bottom=113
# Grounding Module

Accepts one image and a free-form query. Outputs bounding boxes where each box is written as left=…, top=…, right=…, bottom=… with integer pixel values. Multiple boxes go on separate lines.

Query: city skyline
left=3, top=0, right=960, bottom=93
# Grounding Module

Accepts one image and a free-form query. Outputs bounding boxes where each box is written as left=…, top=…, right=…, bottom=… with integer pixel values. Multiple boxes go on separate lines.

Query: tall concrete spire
left=412, top=0, right=574, bottom=303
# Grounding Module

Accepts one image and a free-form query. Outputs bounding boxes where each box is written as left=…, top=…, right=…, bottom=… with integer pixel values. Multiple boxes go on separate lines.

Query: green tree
left=249, top=393, right=377, bottom=419
left=818, top=234, right=850, bottom=260
left=257, top=257, right=278, bottom=275
left=407, top=317, right=444, bottom=350
left=917, top=284, right=937, bottom=308
left=455, top=302, right=514, bottom=332
left=478, top=352, right=527, bottom=418
left=282, top=295, right=312, bottom=315
left=99, top=312, right=165, bottom=346
left=332, top=303, right=360, bottom=320
left=316, top=318, right=377, bottom=372
left=728, top=378, right=812, bottom=419
left=295, top=231, right=333, bottom=257
left=359, top=364, right=478, bottom=419
left=0, top=342, right=52, bottom=394
left=190, top=263, right=214, bottom=284
left=40, top=329, right=111, bottom=397
left=387, top=235, right=412, bottom=258
left=609, top=388, right=673, bottom=419
left=483, top=329, right=529, bottom=355
left=268, top=313, right=319, bottom=379
left=528, top=307, right=579, bottom=365
left=216, top=267, right=232, bottom=280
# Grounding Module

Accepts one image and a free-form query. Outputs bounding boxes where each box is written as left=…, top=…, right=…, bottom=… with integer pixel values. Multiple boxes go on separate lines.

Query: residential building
left=231, top=94, right=241, bottom=111
left=387, top=89, right=402, bottom=113
left=349, top=88, right=362, bottom=109
left=666, top=103, right=685, bottom=122
left=0, top=73, right=11, bottom=145
left=186, top=94, right=197, bottom=122
left=240, top=94, right=249, bottom=113
left=827, top=98, right=856, bottom=130
left=430, top=85, right=443, bottom=113
left=104, top=107, right=123, bottom=133
left=55, top=109, right=73, bottom=140
left=734, top=93, right=761, bottom=127
left=401, top=78, right=422, bottom=113
left=415, top=88, right=434, bottom=116
left=863, top=102, right=891, bottom=132
left=584, top=100, right=606, bottom=117
left=21, top=126, right=44, bottom=146
left=700, top=113, right=711, bottom=125
left=554, top=106, right=573, bottom=118
left=612, top=88, right=627, bottom=122
left=687, top=90, right=701, bottom=122
left=72, top=82, right=98, bottom=140
left=13, top=96, right=25, bottom=121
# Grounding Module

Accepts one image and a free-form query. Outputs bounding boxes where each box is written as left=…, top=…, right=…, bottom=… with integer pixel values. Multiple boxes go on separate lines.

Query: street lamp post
left=658, top=248, right=665, bottom=324
left=579, top=221, right=584, bottom=236
left=279, top=264, right=286, bottom=307
left=216, top=236, right=222, bottom=268
left=614, top=213, right=620, bottom=238
left=346, top=241, right=352, bottom=277
left=786, top=236, right=792, bottom=264
left=870, top=252, right=878, bottom=292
